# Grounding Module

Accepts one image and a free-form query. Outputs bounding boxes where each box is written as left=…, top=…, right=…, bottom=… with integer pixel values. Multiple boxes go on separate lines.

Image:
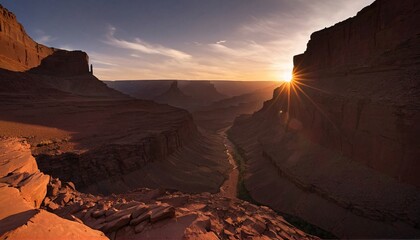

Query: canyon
left=0, top=3, right=233, bottom=195
left=0, top=137, right=317, bottom=239
left=0, top=3, right=304, bottom=239
left=1, top=0, right=419, bottom=239
left=229, top=0, right=420, bottom=238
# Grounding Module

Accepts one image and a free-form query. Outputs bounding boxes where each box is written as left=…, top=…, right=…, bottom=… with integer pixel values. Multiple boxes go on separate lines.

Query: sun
left=280, top=71, right=293, bottom=83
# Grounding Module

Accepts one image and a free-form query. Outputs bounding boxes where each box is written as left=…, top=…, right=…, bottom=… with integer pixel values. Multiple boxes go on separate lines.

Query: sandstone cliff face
left=35, top=112, right=204, bottom=194
left=229, top=0, right=420, bottom=238
left=0, top=3, right=228, bottom=197
left=0, top=94, right=229, bottom=195
left=294, top=0, right=420, bottom=73
left=0, top=5, right=54, bottom=71
left=0, top=5, right=124, bottom=98
left=292, top=0, right=420, bottom=185
left=0, top=4, right=90, bottom=76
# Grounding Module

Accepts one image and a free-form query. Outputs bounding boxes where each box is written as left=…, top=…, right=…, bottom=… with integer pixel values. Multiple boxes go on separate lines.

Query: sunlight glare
left=281, top=71, right=293, bottom=83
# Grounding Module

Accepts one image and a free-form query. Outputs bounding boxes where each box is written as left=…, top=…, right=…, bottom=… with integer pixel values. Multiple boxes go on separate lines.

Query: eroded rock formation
left=0, top=138, right=317, bottom=239
left=0, top=138, right=107, bottom=239
left=44, top=177, right=317, bottom=240
left=293, top=0, right=420, bottom=186
left=155, top=80, right=194, bottom=109
left=28, top=50, right=90, bottom=77
left=229, top=0, right=420, bottom=238
left=294, top=0, right=420, bottom=73
left=0, top=4, right=229, bottom=195
left=0, top=5, right=54, bottom=71
left=31, top=105, right=229, bottom=195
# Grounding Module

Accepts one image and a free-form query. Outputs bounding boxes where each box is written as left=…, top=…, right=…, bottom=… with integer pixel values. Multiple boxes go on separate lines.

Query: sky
left=2, top=0, right=374, bottom=81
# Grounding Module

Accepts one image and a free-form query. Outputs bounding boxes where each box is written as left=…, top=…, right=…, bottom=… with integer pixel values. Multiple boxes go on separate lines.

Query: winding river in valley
left=217, top=129, right=239, bottom=199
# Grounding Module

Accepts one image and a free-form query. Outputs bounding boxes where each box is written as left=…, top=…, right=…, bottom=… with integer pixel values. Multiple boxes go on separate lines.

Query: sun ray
left=292, top=82, right=339, bottom=131
left=294, top=81, right=332, bottom=94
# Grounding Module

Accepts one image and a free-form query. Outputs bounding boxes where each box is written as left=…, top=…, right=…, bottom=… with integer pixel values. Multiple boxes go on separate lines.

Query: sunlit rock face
left=0, top=4, right=90, bottom=76
left=0, top=4, right=90, bottom=77
left=229, top=0, right=420, bottom=238
left=0, top=138, right=108, bottom=239
left=0, top=4, right=54, bottom=71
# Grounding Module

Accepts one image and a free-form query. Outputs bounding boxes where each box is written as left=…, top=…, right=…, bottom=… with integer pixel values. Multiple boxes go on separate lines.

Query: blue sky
left=3, top=0, right=374, bottom=81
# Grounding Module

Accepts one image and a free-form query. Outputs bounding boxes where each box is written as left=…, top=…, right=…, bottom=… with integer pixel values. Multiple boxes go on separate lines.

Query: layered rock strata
left=291, top=0, right=420, bottom=185
left=229, top=0, right=420, bottom=238
left=0, top=4, right=229, bottom=194
left=32, top=104, right=228, bottom=194
left=0, top=5, right=54, bottom=71
left=0, top=138, right=317, bottom=239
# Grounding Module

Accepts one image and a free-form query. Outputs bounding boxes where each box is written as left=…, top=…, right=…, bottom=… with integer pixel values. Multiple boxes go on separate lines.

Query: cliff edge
left=229, top=0, right=420, bottom=238
left=0, top=5, right=54, bottom=71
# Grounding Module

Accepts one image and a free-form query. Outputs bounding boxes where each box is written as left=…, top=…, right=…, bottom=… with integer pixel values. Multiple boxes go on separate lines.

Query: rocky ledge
left=0, top=138, right=316, bottom=239
left=44, top=180, right=317, bottom=240
left=0, top=138, right=107, bottom=239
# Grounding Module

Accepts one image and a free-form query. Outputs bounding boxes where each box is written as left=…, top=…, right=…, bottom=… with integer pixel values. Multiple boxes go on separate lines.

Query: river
left=217, top=129, right=239, bottom=199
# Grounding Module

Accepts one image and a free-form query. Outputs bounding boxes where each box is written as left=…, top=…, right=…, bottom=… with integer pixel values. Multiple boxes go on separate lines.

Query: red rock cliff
left=294, top=0, right=420, bottom=73
left=290, top=0, right=420, bottom=185
left=0, top=4, right=90, bottom=76
left=0, top=4, right=54, bottom=71
left=229, top=0, right=420, bottom=237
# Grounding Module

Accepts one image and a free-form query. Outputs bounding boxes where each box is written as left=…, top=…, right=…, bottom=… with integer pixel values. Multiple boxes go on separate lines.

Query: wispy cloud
left=58, top=45, right=75, bottom=51
left=105, top=26, right=191, bottom=60
left=92, top=1, right=374, bottom=81
left=34, top=29, right=56, bottom=45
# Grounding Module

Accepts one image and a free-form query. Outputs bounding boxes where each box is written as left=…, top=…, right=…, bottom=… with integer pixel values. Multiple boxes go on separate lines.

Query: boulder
left=150, top=206, right=175, bottom=223
left=100, top=213, right=131, bottom=233
left=17, top=171, right=50, bottom=208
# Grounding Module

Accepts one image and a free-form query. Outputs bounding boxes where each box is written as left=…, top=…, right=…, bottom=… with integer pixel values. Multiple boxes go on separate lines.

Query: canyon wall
left=229, top=0, right=420, bottom=238
left=0, top=4, right=227, bottom=196
left=292, top=0, right=420, bottom=185
left=294, top=0, right=420, bottom=73
left=35, top=114, right=205, bottom=194
left=0, top=4, right=54, bottom=71
left=0, top=4, right=90, bottom=77
left=0, top=4, right=124, bottom=98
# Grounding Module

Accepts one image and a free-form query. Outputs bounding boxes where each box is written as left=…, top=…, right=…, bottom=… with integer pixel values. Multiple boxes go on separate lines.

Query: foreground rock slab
left=0, top=138, right=108, bottom=240
left=1, top=137, right=317, bottom=239
left=46, top=184, right=318, bottom=240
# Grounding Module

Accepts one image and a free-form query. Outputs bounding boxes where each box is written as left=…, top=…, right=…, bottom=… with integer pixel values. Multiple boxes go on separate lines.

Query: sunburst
left=276, top=68, right=338, bottom=131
